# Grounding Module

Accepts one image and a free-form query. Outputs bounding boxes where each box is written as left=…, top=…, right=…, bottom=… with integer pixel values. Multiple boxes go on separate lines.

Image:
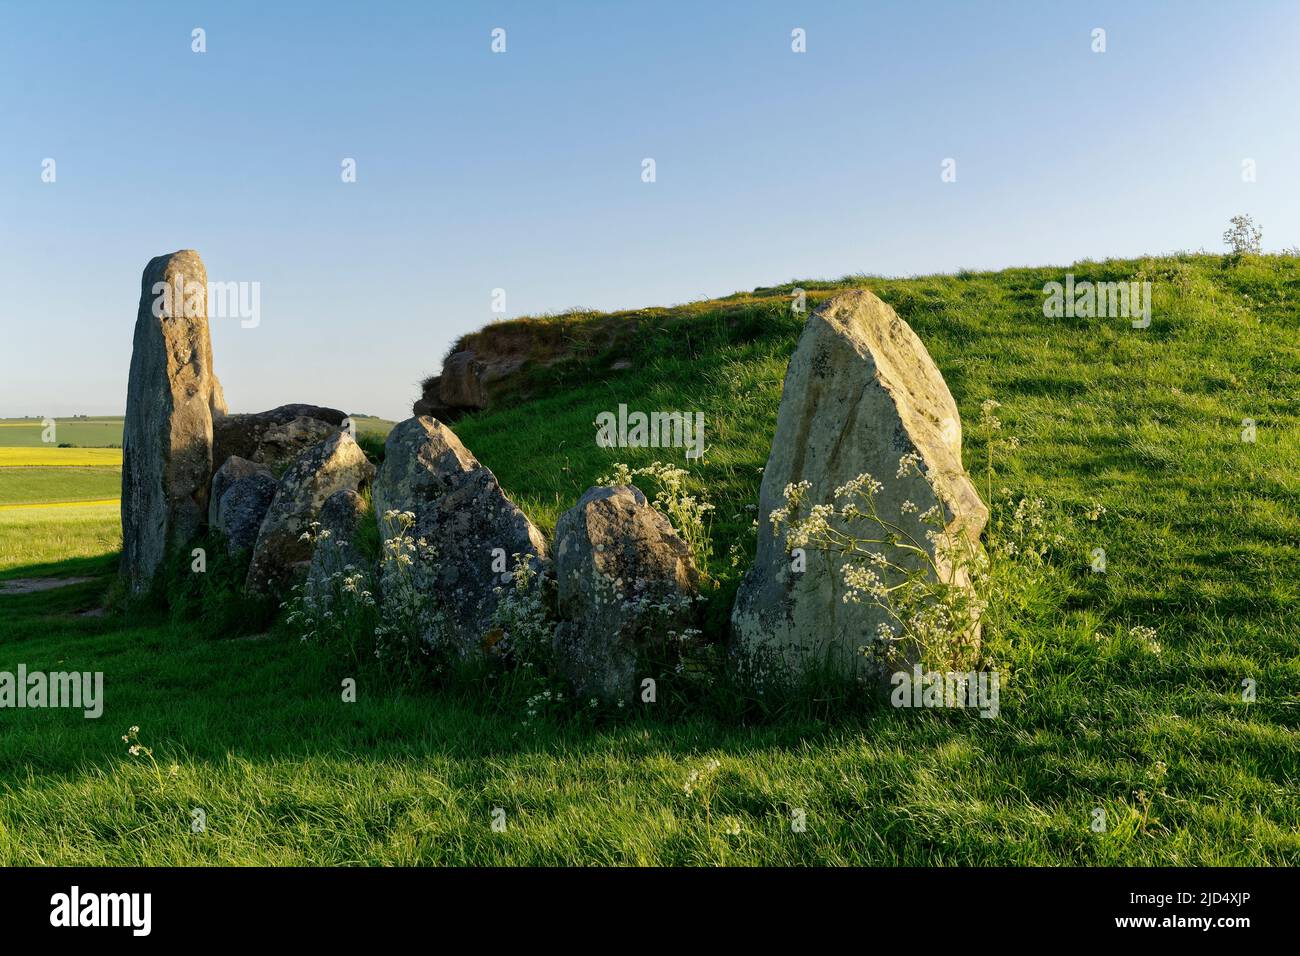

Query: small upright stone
left=552, top=485, right=701, bottom=703
left=121, top=250, right=226, bottom=594
left=209, top=456, right=272, bottom=528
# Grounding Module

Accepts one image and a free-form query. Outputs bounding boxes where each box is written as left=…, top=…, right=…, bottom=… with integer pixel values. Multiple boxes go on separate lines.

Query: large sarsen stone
left=730, top=289, right=988, bottom=681
left=120, top=250, right=226, bottom=594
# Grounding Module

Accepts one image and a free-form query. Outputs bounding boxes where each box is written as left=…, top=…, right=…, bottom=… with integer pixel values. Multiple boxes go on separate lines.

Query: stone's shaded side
left=215, top=474, right=278, bottom=556
left=209, top=456, right=277, bottom=555
left=553, top=485, right=701, bottom=703
left=245, top=432, right=375, bottom=593
left=731, top=289, right=988, bottom=680
left=372, top=416, right=548, bottom=652
left=304, top=489, right=371, bottom=613
left=208, top=456, right=272, bottom=528
left=121, top=250, right=225, bottom=594
left=413, top=352, right=489, bottom=421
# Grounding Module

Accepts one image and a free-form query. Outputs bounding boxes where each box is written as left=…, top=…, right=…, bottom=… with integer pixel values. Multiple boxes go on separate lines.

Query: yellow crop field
left=0, top=447, right=123, bottom=467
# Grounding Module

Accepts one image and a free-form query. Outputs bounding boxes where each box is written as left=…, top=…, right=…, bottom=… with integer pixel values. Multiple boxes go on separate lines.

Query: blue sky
left=2, top=1, right=1297, bottom=420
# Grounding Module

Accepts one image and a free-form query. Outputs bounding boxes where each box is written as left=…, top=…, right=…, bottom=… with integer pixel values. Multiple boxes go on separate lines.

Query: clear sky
left=2, top=1, right=1297, bottom=421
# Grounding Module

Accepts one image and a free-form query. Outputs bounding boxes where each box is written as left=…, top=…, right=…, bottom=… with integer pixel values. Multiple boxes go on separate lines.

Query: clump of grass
left=160, top=532, right=277, bottom=638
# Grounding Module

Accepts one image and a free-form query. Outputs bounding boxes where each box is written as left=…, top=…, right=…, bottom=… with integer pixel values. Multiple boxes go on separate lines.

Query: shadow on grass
left=0, top=551, right=117, bottom=584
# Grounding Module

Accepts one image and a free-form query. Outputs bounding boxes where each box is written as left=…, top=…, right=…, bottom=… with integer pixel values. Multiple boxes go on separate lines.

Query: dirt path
left=0, top=576, right=95, bottom=594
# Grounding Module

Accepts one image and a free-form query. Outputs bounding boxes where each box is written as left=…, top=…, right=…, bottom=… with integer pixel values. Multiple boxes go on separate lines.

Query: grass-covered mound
left=1, top=254, right=1297, bottom=864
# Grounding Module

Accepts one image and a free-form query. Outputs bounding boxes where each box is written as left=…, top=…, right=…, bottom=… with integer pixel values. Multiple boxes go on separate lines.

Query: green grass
left=0, top=467, right=121, bottom=506
left=0, top=417, right=124, bottom=448
left=0, top=502, right=120, bottom=575
left=1, top=253, right=1297, bottom=865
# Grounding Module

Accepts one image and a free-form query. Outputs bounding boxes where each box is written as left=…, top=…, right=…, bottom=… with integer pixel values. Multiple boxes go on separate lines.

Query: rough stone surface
left=246, top=432, right=375, bottom=593
left=209, top=455, right=277, bottom=555
left=410, top=392, right=454, bottom=421
left=208, top=456, right=272, bottom=527
left=211, top=378, right=229, bottom=418
left=249, top=416, right=340, bottom=473
left=439, top=351, right=489, bottom=409
left=731, top=289, right=988, bottom=680
left=212, top=404, right=347, bottom=476
left=213, top=471, right=278, bottom=555
left=411, top=334, right=578, bottom=420
left=372, top=416, right=548, bottom=652
left=412, top=351, right=489, bottom=421
left=304, top=489, right=371, bottom=611
left=553, top=485, right=701, bottom=703
left=121, top=249, right=226, bottom=594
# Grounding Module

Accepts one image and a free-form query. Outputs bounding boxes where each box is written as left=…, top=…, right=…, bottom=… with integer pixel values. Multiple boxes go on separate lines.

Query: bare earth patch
left=0, top=576, right=94, bottom=594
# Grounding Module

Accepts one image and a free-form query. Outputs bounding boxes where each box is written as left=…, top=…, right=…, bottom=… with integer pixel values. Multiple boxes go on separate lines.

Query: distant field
left=0, top=417, right=391, bottom=512
left=0, top=447, right=122, bottom=467
left=0, top=466, right=121, bottom=506
left=0, top=415, right=393, bottom=448
left=0, top=418, right=123, bottom=447
left=0, top=445, right=122, bottom=513
left=350, top=416, right=397, bottom=440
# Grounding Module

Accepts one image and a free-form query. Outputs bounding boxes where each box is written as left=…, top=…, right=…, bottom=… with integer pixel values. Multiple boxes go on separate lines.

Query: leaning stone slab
left=121, top=249, right=226, bottom=594
left=372, top=416, right=547, bottom=654
left=553, top=485, right=701, bottom=703
left=245, top=432, right=375, bottom=593
left=731, top=289, right=987, bottom=682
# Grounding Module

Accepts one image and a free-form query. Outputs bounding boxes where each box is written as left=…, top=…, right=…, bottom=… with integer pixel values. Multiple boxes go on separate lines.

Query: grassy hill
left=1, top=254, right=1297, bottom=865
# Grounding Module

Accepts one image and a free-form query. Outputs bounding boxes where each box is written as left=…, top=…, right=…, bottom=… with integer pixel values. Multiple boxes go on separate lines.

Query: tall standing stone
left=121, top=250, right=225, bottom=594
left=731, top=290, right=987, bottom=681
